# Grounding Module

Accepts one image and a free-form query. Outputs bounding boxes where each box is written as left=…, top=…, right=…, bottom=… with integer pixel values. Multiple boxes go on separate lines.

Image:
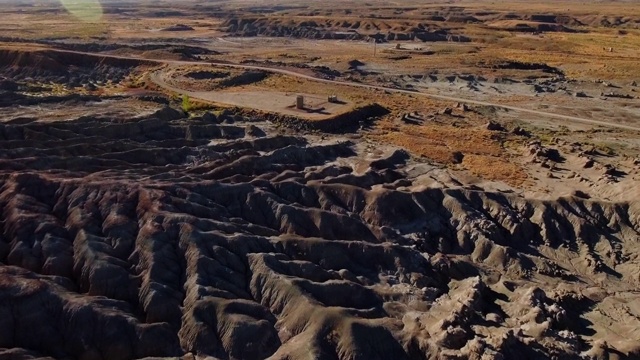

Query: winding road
left=196, top=60, right=640, bottom=131
left=27, top=46, right=640, bottom=131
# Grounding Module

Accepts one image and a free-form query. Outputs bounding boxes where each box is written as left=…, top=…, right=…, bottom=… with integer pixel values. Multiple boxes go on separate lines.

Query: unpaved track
left=19, top=46, right=640, bottom=131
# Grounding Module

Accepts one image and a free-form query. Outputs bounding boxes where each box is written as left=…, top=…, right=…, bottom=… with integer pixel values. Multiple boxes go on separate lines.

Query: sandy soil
left=150, top=68, right=355, bottom=120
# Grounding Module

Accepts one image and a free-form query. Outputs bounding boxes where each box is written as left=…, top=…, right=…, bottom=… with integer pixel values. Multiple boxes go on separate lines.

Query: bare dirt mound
left=479, top=59, right=565, bottom=77
left=161, top=24, right=195, bottom=32
left=217, top=70, right=268, bottom=88
left=185, top=70, right=231, bottom=80
left=0, top=106, right=639, bottom=359
left=166, top=69, right=268, bottom=92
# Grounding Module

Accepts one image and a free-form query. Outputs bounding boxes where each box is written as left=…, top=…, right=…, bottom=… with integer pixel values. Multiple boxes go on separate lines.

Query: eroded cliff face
left=0, top=108, right=639, bottom=360
left=220, top=17, right=471, bottom=43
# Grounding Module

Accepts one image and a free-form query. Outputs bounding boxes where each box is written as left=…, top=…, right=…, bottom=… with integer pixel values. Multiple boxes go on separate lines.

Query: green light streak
left=60, top=0, right=103, bottom=22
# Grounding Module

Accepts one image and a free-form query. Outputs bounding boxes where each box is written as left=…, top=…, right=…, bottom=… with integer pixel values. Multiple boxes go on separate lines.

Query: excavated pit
left=0, top=105, right=639, bottom=360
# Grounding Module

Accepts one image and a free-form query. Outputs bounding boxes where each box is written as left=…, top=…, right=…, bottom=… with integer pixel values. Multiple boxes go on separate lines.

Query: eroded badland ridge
left=0, top=1, right=639, bottom=359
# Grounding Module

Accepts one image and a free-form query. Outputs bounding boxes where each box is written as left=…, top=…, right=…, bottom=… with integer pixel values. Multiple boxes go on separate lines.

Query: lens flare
left=60, top=0, right=103, bottom=22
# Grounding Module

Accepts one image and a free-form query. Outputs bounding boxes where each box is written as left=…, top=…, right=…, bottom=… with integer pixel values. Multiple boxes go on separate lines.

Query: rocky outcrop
left=0, top=107, right=639, bottom=359
left=0, top=49, right=151, bottom=86
left=220, top=17, right=471, bottom=43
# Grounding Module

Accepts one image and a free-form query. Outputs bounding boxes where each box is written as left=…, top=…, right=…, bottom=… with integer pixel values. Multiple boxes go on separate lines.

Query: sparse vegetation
left=181, top=94, right=192, bottom=112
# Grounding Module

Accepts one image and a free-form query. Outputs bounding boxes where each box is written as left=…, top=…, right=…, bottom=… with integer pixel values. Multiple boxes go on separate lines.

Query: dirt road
left=16, top=46, right=640, bottom=131
left=197, top=62, right=640, bottom=131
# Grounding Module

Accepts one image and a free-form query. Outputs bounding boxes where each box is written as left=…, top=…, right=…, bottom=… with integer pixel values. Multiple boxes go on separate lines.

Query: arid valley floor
left=0, top=0, right=640, bottom=359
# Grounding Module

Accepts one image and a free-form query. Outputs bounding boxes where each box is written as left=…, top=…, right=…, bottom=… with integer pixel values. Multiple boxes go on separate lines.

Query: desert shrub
left=181, top=94, right=192, bottom=112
